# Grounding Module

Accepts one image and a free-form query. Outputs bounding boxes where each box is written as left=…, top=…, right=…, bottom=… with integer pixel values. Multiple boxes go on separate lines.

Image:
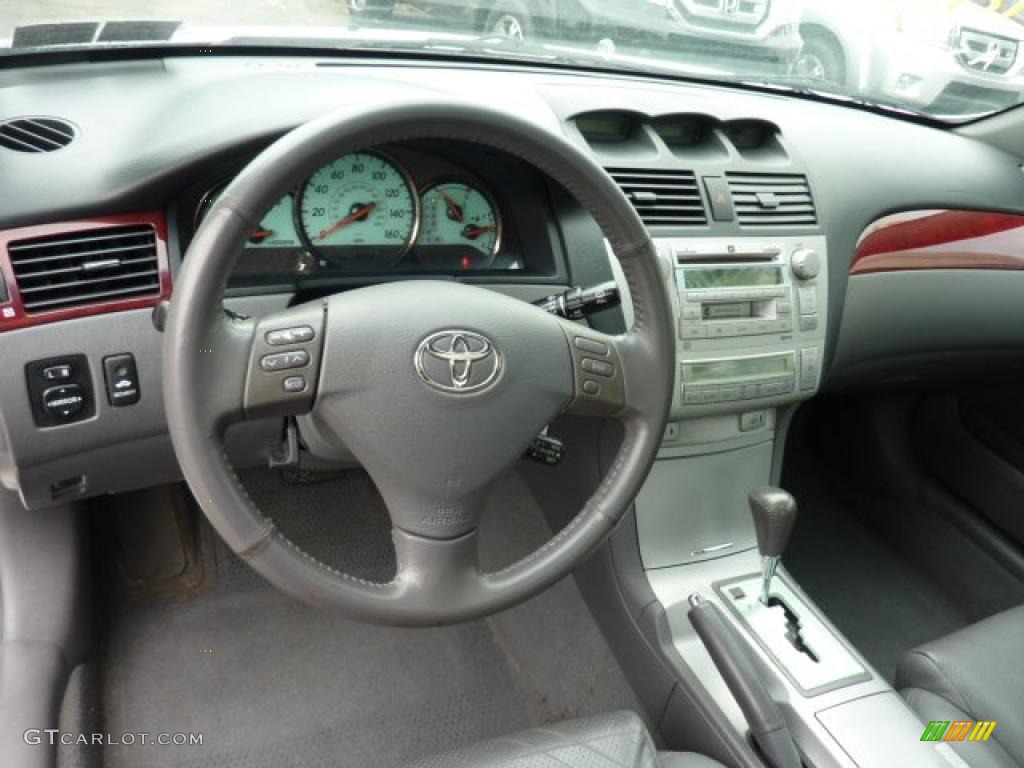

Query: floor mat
left=86, top=468, right=640, bottom=768
left=784, top=432, right=969, bottom=683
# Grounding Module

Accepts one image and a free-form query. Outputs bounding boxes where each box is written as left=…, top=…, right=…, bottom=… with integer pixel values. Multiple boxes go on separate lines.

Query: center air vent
left=0, top=117, right=75, bottom=153
left=607, top=168, right=708, bottom=227
left=8, top=225, right=160, bottom=313
left=726, top=173, right=818, bottom=227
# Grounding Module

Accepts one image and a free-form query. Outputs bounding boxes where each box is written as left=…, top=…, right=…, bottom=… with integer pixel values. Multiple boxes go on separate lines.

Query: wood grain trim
left=0, top=212, right=171, bottom=332
left=853, top=209, right=1024, bottom=275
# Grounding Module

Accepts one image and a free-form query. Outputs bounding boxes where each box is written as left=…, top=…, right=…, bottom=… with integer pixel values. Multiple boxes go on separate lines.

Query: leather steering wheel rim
left=163, top=99, right=676, bottom=626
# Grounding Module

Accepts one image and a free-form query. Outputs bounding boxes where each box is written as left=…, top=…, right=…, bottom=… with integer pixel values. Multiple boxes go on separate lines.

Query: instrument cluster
left=193, top=147, right=518, bottom=285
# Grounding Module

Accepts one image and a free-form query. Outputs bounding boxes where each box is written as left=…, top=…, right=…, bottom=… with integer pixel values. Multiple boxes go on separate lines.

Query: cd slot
left=675, top=252, right=776, bottom=263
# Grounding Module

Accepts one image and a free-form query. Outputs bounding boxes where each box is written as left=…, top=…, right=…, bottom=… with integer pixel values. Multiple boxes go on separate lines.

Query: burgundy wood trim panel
left=0, top=212, right=172, bottom=332
left=853, top=209, right=1024, bottom=275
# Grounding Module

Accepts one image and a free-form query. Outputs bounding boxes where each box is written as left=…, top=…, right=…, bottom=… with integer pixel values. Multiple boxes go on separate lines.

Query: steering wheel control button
left=582, top=379, right=601, bottom=395
left=266, top=326, right=315, bottom=346
left=43, top=385, right=86, bottom=421
left=573, top=336, right=608, bottom=355
left=580, top=358, right=615, bottom=378
left=260, top=349, right=310, bottom=372
left=102, top=354, right=140, bottom=406
left=282, top=375, right=307, bottom=393
left=42, top=364, right=73, bottom=381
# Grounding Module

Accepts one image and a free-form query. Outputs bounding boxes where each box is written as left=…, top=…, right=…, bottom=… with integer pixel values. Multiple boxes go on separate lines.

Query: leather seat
left=896, top=605, right=1024, bottom=768
left=401, top=710, right=725, bottom=768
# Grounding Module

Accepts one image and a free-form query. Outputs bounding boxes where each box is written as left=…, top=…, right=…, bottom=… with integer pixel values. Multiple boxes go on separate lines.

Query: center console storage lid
left=816, top=692, right=958, bottom=768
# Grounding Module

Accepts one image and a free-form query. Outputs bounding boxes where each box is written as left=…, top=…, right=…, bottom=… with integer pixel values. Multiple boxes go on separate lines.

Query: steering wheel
left=163, top=99, right=675, bottom=626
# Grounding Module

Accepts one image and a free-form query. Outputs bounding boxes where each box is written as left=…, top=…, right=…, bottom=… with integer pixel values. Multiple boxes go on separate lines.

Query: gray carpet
left=79, top=467, right=641, bottom=768
left=784, top=437, right=969, bottom=683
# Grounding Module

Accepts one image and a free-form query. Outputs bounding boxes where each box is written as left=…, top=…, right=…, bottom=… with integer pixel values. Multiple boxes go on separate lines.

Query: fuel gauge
left=418, top=181, right=501, bottom=264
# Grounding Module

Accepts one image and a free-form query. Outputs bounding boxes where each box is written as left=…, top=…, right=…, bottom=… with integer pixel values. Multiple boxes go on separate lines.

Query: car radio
left=656, top=236, right=828, bottom=415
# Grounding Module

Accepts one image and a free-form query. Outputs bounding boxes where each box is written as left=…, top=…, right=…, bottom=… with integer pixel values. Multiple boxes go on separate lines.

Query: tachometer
left=195, top=184, right=301, bottom=249
left=298, top=151, right=418, bottom=267
left=418, top=181, right=501, bottom=264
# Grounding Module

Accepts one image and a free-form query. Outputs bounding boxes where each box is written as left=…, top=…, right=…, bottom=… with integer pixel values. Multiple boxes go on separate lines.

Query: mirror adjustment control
left=43, top=385, right=86, bottom=420
left=43, top=364, right=73, bottom=381
left=103, top=354, right=140, bottom=406
left=26, top=355, right=94, bottom=427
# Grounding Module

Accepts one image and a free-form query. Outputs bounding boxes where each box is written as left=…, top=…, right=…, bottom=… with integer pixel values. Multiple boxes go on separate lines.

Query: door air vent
left=726, top=173, right=818, bottom=227
left=0, top=117, right=75, bottom=153
left=8, top=225, right=160, bottom=313
left=607, top=168, right=708, bottom=227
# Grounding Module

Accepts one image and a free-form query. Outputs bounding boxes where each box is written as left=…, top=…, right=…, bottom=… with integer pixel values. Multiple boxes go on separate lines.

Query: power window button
left=103, top=354, right=140, bottom=406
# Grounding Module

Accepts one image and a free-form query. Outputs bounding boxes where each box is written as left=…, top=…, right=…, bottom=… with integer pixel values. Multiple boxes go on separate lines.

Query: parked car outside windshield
left=5, top=0, right=1024, bottom=120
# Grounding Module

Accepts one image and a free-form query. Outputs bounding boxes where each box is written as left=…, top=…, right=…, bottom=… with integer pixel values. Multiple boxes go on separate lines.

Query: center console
left=617, top=235, right=954, bottom=767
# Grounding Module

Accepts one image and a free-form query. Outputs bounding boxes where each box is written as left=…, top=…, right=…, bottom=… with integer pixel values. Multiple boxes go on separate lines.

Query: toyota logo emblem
left=415, top=330, right=502, bottom=394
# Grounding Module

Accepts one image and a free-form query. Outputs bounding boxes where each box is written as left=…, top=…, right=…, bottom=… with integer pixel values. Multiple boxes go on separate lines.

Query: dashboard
left=4, top=54, right=1024, bottom=509
left=181, top=142, right=551, bottom=290
left=181, top=141, right=573, bottom=290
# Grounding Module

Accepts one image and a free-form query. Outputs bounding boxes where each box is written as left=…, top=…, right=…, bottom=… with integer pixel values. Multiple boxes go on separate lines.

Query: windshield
left=5, top=0, right=1024, bottom=122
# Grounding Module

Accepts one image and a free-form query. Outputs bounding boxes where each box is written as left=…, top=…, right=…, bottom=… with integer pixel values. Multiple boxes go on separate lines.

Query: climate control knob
left=791, top=248, right=821, bottom=281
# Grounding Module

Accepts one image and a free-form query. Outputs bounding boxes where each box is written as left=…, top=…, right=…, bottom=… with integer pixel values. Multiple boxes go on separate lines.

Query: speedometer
left=298, top=151, right=418, bottom=267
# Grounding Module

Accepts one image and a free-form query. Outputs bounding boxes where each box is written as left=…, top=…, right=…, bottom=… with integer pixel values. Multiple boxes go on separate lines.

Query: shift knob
left=749, top=487, right=798, bottom=558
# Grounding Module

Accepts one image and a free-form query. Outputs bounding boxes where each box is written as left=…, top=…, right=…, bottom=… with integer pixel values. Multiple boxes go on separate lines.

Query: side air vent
left=0, top=117, right=75, bottom=153
left=8, top=225, right=160, bottom=313
left=607, top=168, right=708, bottom=227
left=726, top=173, right=818, bottom=227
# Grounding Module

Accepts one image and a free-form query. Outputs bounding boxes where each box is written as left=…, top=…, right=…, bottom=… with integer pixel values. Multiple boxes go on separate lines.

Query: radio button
left=776, top=301, right=792, bottom=315
left=682, top=306, right=701, bottom=320
left=798, top=286, right=818, bottom=313
left=681, top=324, right=706, bottom=339
left=683, top=386, right=702, bottom=404
left=733, top=321, right=753, bottom=336
left=720, top=385, right=741, bottom=402
left=581, top=358, right=615, bottom=378
left=700, top=387, right=722, bottom=403
left=708, top=324, right=728, bottom=338
left=779, top=318, right=794, bottom=332
left=741, top=383, right=762, bottom=399
left=573, top=337, right=609, bottom=355
left=799, top=315, right=819, bottom=332
left=762, top=380, right=784, bottom=396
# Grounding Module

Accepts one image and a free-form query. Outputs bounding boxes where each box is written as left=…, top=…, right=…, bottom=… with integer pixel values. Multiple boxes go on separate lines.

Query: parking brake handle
left=688, top=594, right=802, bottom=768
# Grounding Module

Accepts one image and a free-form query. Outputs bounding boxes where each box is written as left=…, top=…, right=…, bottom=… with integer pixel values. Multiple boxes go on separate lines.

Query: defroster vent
left=726, top=173, right=818, bottom=227
left=8, top=224, right=160, bottom=313
left=607, top=168, right=708, bottom=227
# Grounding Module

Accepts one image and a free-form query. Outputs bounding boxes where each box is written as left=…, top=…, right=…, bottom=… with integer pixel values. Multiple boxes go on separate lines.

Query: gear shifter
left=749, top=487, right=798, bottom=605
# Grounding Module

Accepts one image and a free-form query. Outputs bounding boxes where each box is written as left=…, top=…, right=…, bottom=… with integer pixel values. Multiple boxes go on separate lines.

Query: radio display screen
left=703, top=302, right=752, bottom=319
left=684, top=355, right=793, bottom=382
left=684, top=266, right=782, bottom=289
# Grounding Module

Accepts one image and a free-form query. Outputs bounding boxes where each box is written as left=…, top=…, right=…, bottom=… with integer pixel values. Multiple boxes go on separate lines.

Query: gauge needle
left=248, top=229, right=274, bottom=242
left=441, top=192, right=464, bottom=222
left=315, top=203, right=377, bottom=241
left=462, top=224, right=496, bottom=239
